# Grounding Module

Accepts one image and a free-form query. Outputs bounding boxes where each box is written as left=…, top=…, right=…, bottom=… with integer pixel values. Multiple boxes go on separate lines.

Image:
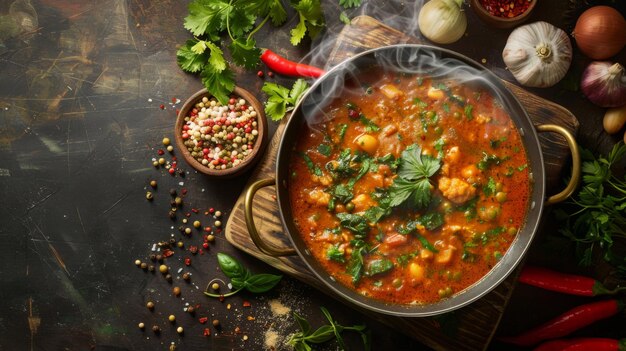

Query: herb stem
left=204, top=287, right=244, bottom=298
left=247, top=14, right=270, bottom=41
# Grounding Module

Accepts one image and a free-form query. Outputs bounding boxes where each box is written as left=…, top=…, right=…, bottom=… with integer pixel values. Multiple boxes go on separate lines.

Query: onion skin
left=573, top=6, right=626, bottom=60
left=603, top=106, right=626, bottom=134
left=581, top=62, right=626, bottom=107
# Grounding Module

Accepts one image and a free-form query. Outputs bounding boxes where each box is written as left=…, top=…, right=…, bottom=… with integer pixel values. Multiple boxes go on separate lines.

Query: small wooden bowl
left=470, top=0, right=537, bottom=29
left=174, top=87, right=268, bottom=178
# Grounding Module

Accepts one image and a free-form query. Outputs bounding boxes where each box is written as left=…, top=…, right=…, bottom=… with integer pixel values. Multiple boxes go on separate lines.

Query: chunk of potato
left=380, top=84, right=403, bottom=100
left=409, top=262, right=425, bottom=283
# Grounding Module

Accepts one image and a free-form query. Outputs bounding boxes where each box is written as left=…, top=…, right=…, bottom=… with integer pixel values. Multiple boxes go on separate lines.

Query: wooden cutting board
left=226, top=16, right=579, bottom=351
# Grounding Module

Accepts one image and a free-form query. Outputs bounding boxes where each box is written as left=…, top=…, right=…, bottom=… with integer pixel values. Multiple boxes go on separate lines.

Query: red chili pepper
left=534, top=338, right=626, bottom=351
left=260, top=49, right=325, bottom=78
left=500, top=299, right=624, bottom=347
left=520, top=266, right=626, bottom=296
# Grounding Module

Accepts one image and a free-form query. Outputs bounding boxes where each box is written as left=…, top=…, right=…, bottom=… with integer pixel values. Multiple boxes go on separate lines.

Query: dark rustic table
left=1, top=0, right=624, bottom=350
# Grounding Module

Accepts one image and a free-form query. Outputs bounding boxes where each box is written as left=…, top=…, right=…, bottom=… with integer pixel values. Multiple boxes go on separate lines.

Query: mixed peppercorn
left=181, top=96, right=260, bottom=170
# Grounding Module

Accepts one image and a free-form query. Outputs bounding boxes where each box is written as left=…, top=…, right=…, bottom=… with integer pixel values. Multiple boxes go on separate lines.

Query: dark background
left=0, top=0, right=624, bottom=350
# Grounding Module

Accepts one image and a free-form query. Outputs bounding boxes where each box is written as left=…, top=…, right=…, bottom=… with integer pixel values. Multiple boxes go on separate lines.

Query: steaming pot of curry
left=244, top=45, right=580, bottom=316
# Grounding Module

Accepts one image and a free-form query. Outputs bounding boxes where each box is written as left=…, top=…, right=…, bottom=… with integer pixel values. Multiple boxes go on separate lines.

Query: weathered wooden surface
left=225, top=16, right=579, bottom=351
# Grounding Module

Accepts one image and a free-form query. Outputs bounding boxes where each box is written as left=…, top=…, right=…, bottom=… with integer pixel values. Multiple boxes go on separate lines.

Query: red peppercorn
left=184, top=257, right=191, bottom=266
left=229, top=98, right=236, bottom=105
left=202, top=242, right=209, bottom=249
left=267, top=71, right=274, bottom=77
left=172, top=97, right=177, bottom=103
left=348, top=109, right=359, bottom=119
left=168, top=168, right=176, bottom=175
left=257, top=70, right=264, bottom=78
left=159, top=104, right=165, bottom=110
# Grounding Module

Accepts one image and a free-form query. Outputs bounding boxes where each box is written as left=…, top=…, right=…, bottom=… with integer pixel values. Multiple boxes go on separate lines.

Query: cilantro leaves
left=555, top=142, right=626, bottom=276
left=262, top=79, right=309, bottom=121
left=388, top=145, right=441, bottom=208
left=177, top=0, right=323, bottom=104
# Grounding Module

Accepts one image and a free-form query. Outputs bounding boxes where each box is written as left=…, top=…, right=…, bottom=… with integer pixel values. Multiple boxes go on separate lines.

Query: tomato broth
left=288, top=69, right=531, bottom=304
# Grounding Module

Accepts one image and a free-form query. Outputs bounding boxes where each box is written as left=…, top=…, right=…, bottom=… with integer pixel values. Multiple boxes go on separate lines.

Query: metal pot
left=244, top=45, right=580, bottom=317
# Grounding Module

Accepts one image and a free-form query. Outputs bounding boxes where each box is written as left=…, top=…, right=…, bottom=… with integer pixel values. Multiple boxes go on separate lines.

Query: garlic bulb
left=502, top=21, right=573, bottom=88
left=418, top=0, right=467, bottom=44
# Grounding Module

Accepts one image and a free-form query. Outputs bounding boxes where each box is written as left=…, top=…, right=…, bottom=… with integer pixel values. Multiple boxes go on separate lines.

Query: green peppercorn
left=345, top=202, right=355, bottom=212
left=211, top=282, right=219, bottom=290
left=174, top=197, right=183, bottom=206
left=206, top=234, right=215, bottom=242
left=163, top=137, right=171, bottom=146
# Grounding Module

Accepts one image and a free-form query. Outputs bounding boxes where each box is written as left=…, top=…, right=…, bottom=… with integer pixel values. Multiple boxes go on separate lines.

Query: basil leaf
left=217, top=253, right=248, bottom=280
left=336, top=213, right=369, bottom=238
left=317, top=144, right=332, bottom=157
left=326, top=244, right=345, bottom=263
left=243, top=273, right=282, bottom=293
left=365, top=258, right=394, bottom=276
left=230, top=276, right=246, bottom=289
left=415, top=233, right=438, bottom=253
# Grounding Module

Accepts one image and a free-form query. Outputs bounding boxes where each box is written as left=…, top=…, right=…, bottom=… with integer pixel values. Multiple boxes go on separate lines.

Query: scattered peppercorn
left=146, top=192, right=153, bottom=201
left=173, top=287, right=181, bottom=296
left=193, top=220, right=201, bottom=228
left=152, top=325, right=160, bottom=333
left=177, top=241, right=184, bottom=248
left=158, top=158, right=165, bottom=165
left=168, top=211, right=176, bottom=219
left=146, top=301, right=155, bottom=310
left=212, top=319, right=220, bottom=327
left=163, top=137, right=171, bottom=146
left=138, top=322, right=145, bottom=329
left=150, top=180, right=157, bottom=188
left=165, top=274, right=172, bottom=282
left=214, top=211, right=222, bottom=218
left=211, top=282, right=219, bottom=290
left=174, top=197, right=183, bottom=206
left=167, top=145, right=174, bottom=152
left=148, top=265, right=155, bottom=272
left=206, top=234, right=215, bottom=242
left=267, top=71, right=274, bottom=77
left=149, top=254, right=156, bottom=261
left=169, top=238, right=176, bottom=245
left=214, top=220, right=222, bottom=227
left=134, top=259, right=141, bottom=266
left=182, top=272, right=191, bottom=281
left=184, top=227, right=192, bottom=235
left=168, top=314, right=176, bottom=322
left=159, top=265, right=168, bottom=274
left=182, top=218, right=188, bottom=224
left=140, top=262, right=147, bottom=270
left=169, top=189, right=177, bottom=196
left=187, top=306, right=195, bottom=314
left=176, top=326, right=184, bottom=334
left=156, top=254, right=163, bottom=262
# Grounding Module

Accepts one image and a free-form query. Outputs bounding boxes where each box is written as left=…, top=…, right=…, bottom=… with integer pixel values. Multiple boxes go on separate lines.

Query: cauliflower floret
left=306, top=189, right=330, bottom=206
left=438, top=177, right=476, bottom=204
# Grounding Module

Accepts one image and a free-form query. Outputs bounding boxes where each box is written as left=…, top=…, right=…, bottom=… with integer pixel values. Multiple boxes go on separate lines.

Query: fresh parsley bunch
left=388, top=144, right=441, bottom=208
left=554, top=142, right=626, bottom=275
left=176, top=0, right=325, bottom=104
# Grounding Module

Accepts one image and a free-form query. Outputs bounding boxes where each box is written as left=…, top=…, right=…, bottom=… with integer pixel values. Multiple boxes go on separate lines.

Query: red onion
left=581, top=62, right=626, bottom=107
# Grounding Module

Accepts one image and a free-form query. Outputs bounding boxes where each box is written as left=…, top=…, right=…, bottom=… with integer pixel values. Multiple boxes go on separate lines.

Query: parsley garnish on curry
left=288, top=70, right=531, bottom=304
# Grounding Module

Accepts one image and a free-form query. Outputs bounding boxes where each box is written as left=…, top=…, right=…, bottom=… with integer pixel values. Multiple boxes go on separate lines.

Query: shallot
left=581, top=62, right=626, bottom=108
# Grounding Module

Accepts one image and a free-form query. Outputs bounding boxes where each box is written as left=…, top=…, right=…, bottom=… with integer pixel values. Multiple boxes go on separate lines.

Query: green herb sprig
left=262, top=79, right=309, bottom=121
left=388, top=144, right=441, bottom=208
left=288, top=307, right=371, bottom=351
left=555, top=142, right=626, bottom=275
left=177, top=0, right=323, bottom=104
left=204, top=253, right=282, bottom=297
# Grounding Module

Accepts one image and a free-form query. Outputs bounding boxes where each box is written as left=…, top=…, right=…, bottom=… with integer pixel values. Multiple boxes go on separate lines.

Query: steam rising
left=300, top=45, right=519, bottom=129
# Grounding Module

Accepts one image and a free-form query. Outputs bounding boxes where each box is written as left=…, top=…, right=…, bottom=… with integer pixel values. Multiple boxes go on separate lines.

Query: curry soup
left=288, top=70, right=530, bottom=304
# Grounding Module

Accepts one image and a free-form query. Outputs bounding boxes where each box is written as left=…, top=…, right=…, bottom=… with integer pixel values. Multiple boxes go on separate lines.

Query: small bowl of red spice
left=174, top=87, right=268, bottom=178
left=471, top=0, right=537, bottom=29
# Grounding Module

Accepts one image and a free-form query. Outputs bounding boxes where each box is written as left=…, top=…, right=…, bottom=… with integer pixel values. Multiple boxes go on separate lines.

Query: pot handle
left=244, top=178, right=297, bottom=257
left=536, top=124, right=581, bottom=205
